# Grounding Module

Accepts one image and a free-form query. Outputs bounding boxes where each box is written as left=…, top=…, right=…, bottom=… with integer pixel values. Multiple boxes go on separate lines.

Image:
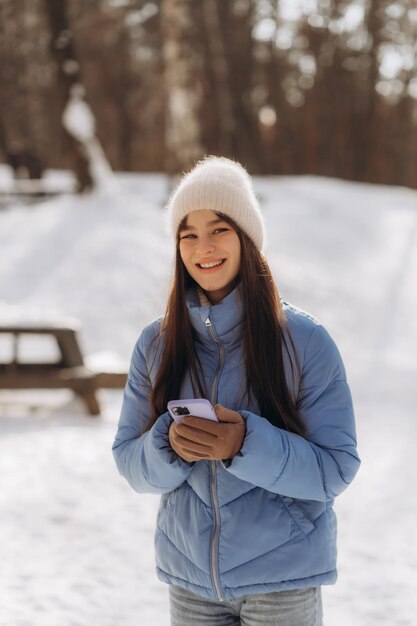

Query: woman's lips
left=195, top=259, right=226, bottom=272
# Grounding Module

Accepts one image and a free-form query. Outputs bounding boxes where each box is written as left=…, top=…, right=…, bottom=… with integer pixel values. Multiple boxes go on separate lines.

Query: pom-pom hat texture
left=167, top=156, right=265, bottom=251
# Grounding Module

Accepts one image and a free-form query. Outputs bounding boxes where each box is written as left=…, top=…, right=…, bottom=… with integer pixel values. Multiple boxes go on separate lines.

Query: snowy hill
left=1, top=169, right=416, bottom=625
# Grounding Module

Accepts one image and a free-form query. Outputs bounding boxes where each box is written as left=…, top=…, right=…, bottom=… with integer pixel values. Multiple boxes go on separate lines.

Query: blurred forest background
left=0, top=0, right=416, bottom=191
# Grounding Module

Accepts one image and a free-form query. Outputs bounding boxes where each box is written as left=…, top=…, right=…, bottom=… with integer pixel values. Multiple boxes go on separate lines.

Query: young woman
left=112, top=156, right=360, bottom=626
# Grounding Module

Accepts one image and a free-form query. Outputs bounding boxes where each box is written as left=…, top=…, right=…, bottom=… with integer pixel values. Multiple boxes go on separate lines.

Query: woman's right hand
left=169, top=419, right=212, bottom=463
left=168, top=405, right=245, bottom=462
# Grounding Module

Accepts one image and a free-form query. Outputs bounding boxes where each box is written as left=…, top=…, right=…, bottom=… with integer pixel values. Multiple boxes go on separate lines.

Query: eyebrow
left=179, top=217, right=226, bottom=232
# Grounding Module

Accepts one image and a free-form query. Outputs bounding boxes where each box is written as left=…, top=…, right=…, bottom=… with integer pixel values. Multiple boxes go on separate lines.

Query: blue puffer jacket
left=112, top=286, right=360, bottom=601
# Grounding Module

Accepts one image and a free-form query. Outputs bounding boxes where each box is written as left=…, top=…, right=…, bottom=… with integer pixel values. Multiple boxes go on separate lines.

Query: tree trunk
left=201, top=0, right=235, bottom=155
left=160, top=0, right=205, bottom=175
left=0, top=0, right=47, bottom=178
left=43, top=0, right=94, bottom=191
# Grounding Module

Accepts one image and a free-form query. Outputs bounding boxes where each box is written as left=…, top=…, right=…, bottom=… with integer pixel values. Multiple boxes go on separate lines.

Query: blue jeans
left=169, top=584, right=323, bottom=626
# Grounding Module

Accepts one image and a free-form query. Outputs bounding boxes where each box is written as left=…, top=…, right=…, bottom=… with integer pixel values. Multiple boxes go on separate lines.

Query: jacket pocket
left=279, top=495, right=315, bottom=537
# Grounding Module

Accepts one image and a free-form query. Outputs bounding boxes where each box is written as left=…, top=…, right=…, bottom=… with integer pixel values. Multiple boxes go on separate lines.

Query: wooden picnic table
left=0, top=318, right=127, bottom=415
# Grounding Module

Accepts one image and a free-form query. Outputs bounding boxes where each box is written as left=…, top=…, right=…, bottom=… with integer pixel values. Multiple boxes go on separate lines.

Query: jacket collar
left=186, top=283, right=245, bottom=346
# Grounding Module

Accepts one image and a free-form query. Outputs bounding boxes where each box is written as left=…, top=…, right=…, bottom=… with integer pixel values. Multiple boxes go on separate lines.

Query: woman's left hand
left=174, top=404, right=245, bottom=462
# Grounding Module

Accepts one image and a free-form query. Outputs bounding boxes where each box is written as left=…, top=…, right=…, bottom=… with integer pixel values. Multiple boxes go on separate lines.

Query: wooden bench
left=0, top=319, right=128, bottom=416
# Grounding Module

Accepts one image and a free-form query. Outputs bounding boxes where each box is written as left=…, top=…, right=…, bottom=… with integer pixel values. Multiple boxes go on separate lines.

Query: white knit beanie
left=166, top=156, right=265, bottom=251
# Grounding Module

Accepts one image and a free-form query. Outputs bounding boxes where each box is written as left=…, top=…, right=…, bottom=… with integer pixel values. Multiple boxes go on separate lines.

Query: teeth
left=199, top=260, right=224, bottom=269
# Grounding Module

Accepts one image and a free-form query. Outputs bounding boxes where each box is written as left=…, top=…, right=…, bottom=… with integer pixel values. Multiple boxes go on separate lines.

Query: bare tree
left=201, top=0, right=235, bottom=155
left=0, top=0, right=49, bottom=179
left=43, top=0, right=96, bottom=191
left=160, top=0, right=205, bottom=175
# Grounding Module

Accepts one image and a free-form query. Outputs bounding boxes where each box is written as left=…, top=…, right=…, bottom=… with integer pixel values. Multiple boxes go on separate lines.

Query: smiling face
left=178, top=210, right=241, bottom=305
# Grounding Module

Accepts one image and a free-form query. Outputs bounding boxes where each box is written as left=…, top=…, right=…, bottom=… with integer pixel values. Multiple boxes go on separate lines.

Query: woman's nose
left=196, top=235, right=215, bottom=254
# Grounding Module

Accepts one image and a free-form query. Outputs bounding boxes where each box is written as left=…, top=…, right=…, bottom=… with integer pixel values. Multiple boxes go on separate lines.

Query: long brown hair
left=149, top=214, right=306, bottom=437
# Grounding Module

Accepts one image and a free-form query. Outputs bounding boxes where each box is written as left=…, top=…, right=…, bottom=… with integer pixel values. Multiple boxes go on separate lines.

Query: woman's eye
left=213, top=227, right=229, bottom=234
left=179, top=233, right=196, bottom=240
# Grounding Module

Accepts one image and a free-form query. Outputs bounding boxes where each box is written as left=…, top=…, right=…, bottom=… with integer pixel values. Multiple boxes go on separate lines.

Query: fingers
left=174, top=433, right=213, bottom=452
left=181, top=448, right=211, bottom=460
left=214, top=404, right=243, bottom=424
left=180, top=416, right=220, bottom=435
left=177, top=422, right=218, bottom=445
left=170, top=421, right=214, bottom=452
left=173, top=438, right=213, bottom=461
left=169, top=422, right=213, bottom=462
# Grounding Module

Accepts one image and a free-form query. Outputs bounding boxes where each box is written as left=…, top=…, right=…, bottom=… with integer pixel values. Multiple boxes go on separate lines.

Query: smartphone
left=167, top=398, right=219, bottom=424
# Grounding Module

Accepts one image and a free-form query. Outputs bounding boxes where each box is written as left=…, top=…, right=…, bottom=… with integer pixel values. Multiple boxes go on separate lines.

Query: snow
left=63, top=87, right=96, bottom=142
left=63, top=88, right=118, bottom=192
left=1, top=168, right=416, bottom=625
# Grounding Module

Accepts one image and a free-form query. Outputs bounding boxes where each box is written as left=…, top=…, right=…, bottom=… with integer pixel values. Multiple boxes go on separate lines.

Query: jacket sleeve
left=112, top=330, right=194, bottom=494
left=223, top=323, right=360, bottom=502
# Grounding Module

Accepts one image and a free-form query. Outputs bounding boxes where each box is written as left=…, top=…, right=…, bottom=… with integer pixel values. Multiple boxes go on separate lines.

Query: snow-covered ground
left=0, top=168, right=416, bottom=626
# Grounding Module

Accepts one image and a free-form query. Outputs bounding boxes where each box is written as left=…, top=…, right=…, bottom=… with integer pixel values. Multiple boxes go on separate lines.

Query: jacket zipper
left=205, top=317, right=225, bottom=602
